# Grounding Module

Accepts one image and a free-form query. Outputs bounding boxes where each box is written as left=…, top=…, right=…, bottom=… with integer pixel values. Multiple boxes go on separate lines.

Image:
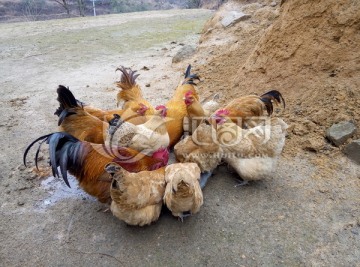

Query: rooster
left=164, top=163, right=203, bottom=221
left=164, top=65, right=200, bottom=146
left=23, top=132, right=167, bottom=203
left=116, top=66, right=154, bottom=115
left=55, top=86, right=149, bottom=144
left=106, top=162, right=166, bottom=226
left=55, top=85, right=108, bottom=144
left=213, top=90, right=285, bottom=127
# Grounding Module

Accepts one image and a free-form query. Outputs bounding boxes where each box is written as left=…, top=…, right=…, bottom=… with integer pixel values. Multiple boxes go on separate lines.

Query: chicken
left=174, top=121, right=222, bottom=188
left=23, top=132, right=167, bottom=203
left=84, top=102, right=149, bottom=125
left=116, top=66, right=154, bottom=117
left=215, top=116, right=288, bottom=185
left=106, top=162, right=166, bottom=226
left=183, top=90, right=205, bottom=135
left=183, top=90, right=220, bottom=134
left=55, top=85, right=150, bottom=145
left=55, top=85, right=108, bottom=144
left=164, top=65, right=200, bottom=146
left=201, top=92, right=220, bottom=116
left=128, top=105, right=170, bottom=156
left=164, top=163, right=203, bottom=221
left=213, top=90, right=285, bottom=127
left=107, top=105, right=170, bottom=158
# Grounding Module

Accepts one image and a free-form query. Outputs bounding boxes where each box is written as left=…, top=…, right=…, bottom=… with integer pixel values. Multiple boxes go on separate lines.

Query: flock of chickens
left=24, top=65, right=287, bottom=226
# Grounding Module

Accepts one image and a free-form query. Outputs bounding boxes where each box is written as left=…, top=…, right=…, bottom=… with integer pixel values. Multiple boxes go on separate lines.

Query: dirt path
left=1, top=8, right=359, bottom=267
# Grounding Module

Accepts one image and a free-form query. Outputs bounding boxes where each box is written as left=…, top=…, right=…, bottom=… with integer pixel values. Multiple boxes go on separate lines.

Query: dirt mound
left=194, top=0, right=360, bottom=157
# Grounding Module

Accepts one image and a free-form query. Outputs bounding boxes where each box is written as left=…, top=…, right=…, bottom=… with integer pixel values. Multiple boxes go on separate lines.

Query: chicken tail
left=116, top=66, right=142, bottom=104
left=260, top=90, right=285, bottom=115
left=54, top=85, right=84, bottom=126
left=24, top=132, right=88, bottom=188
left=182, top=65, right=200, bottom=85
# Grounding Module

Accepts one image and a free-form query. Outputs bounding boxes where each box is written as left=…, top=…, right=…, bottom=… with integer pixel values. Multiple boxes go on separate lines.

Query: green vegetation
left=0, top=9, right=212, bottom=70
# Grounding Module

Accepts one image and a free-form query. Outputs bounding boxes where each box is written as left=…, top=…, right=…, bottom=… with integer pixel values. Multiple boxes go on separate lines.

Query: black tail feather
left=260, top=90, right=285, bottom=115
left=183, top=64, right=200, bottom=85
left=23, top=133, right=52, bottom=167
left=24, top=132, right=84, bottom=188
left=54, top=85, right=82, bottom=126
left=184, top=65, right=191, bottom=78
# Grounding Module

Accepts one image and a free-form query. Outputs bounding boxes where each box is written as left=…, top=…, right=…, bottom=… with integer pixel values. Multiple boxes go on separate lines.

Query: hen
left=23, top=132, right=166, bottom=203
left=164, top=65, right=200, bottom=146
left=84, top=102, right=149, bottom=124
left=106, top=162, right=166, bottom=226
left=107, top=105, right=170, bottom=160
left=215, top=115, right=288, bottom=185
left=174, top=121, right=221, bottom=188
left=164, top=163, right=203, bottom=221
left=183, top=90, right=220, bottom=134
left=213, top=90, right=285, bottom=127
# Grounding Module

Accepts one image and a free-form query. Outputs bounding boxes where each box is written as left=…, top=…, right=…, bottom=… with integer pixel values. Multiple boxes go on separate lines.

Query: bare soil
left=0, top=4, right=359, bottom=267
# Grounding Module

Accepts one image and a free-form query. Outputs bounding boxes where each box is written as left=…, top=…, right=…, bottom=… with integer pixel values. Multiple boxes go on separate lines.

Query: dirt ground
left=0, top=5, right=359, bottom=267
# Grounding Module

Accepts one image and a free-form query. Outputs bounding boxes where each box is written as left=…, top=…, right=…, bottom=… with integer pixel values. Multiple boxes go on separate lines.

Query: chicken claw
left=178, top=212, right=192, bottom=222
left=199, top=171, right=212, bottom=189
left=234, top=179, right=249, bottom=187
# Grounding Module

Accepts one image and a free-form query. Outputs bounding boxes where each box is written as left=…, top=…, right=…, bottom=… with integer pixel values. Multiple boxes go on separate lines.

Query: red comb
left=216, top=109, right=230, bottom=116
left=155, top=105, right=167, bottom=110
left=185, top=90, right=193, bottom=97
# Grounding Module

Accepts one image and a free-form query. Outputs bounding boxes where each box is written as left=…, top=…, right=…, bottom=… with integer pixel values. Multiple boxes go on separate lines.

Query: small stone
left=17, top=201, right=25, bottom=206
left=326, top=121, right=357, bottom=146
left=343, top=140, right=360, bottom=164
left=145, top=83, right=151, bottom=87
left=221, top=11, right=251, bottom=28
left=270, top=2, right=277, bottom=7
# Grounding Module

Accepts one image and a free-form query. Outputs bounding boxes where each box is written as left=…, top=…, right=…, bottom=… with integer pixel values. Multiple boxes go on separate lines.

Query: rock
left=221, top=11, right=251, bottom=28
left=270, top=2, right=277, bottom=7
left=172, top=45, right=196, bottom=63
left=326, top=121, right=357, bottom=146
left=343, top=140, right=360, bottom=164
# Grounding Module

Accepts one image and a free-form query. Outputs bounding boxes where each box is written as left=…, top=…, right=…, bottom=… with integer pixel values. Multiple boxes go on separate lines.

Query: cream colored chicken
left=106, top=162, right=166, bottom=226
left=106, top=105, right=170, bottom=157
left=175, top=122, right=221, bottom=172
left=174, top=121, right=222, bottom=188
left=164, top=163, right=203, bottom=221
left=216, top=117, right=288, bottom=185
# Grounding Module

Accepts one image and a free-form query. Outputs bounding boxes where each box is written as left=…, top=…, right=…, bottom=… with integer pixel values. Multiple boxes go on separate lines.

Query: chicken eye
left=111, top=179, right=119, bottom=189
